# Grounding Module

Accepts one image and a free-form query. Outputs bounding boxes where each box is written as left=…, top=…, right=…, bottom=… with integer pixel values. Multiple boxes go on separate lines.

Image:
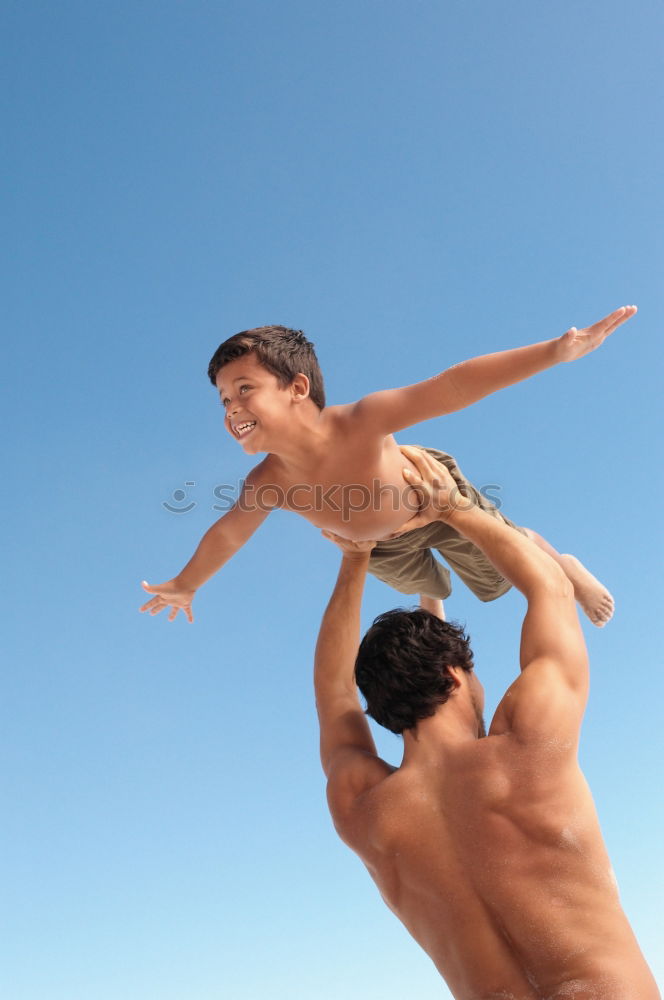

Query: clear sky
left=3, top=1, right=663, bottom=997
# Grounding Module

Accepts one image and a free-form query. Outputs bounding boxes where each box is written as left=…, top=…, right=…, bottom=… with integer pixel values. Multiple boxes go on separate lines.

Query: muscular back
left=332, top=733, right=657, bottom=1000
left=315, top=447, right=659, bottom=999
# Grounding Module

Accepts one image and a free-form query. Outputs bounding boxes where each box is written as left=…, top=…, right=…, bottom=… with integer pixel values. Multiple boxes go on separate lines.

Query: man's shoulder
left=326, top=752, right=396, bottom=832
left=490, top=659, right=585, bottom=754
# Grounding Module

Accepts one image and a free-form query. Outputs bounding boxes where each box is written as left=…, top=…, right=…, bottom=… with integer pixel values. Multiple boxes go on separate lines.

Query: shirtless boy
left=140, top=306, right=636, bottom=624
left=314, top=447, right=659, bottom=1000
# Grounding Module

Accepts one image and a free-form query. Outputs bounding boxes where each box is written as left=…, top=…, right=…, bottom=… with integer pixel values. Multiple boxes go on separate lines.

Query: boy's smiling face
left=216, top=353, right=292, bottom=454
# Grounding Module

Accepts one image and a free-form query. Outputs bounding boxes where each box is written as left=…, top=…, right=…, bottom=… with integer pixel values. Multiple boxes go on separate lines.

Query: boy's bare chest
left=266, top=434, right=421, bottom=540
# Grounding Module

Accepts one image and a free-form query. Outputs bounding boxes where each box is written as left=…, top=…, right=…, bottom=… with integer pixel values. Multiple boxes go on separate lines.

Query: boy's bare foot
left=558, top=554, right=614, bottom=627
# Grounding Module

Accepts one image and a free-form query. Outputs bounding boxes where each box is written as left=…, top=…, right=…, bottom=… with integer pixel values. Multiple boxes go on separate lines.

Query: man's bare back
left=314, top=449, right=659, bottom=999
left=334, top=727, right=653, bottom=999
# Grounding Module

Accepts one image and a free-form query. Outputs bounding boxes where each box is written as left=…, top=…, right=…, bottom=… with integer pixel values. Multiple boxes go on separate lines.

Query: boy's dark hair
left=207, top=325, right=326, bottom=410
left=354, top=609, right=474, bottom=734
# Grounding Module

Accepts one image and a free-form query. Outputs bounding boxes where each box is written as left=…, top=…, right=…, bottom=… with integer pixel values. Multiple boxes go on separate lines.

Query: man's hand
left=391, top=446, right=475, bottom=536
left=555, top=305, right=637, bottom=363
left=139, top=579, right=196, bottom=623
left=321, top=530, right=376, bottom=557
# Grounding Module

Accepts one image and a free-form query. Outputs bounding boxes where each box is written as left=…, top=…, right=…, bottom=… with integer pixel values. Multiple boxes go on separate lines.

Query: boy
left=140, top=306, right=636, bottom=624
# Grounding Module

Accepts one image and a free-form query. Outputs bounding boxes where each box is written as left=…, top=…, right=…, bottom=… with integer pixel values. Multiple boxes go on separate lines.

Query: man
left=314, top=446, right=659, bottom=1000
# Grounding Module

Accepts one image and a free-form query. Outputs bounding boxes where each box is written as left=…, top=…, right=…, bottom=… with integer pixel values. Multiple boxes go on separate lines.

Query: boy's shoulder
left=320, top=401, right=356, bottom=425
left=244, top=455, right=277, bottom=486
left=318, top=401, right=390, bottom=449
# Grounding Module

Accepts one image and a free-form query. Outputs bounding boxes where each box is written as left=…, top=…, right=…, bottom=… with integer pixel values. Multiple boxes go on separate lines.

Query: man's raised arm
left=314, top=536, right=379, bottom=780
left=399, top=447, right=589, bottom=744
left=353, top=306, right=636, bottom=435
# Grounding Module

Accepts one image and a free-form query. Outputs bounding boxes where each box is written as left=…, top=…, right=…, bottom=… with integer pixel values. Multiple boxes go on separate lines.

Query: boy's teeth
left=236, top=421, right=256, bottom=435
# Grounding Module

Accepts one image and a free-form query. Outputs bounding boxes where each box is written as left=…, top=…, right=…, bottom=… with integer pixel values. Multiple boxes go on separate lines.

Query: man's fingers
left=400, top=447, right=452, bottom=501
left=400, top=450, right=445, bottom=500
left=321, top=528, right=345, bottom=544
left=400, top=445, right=440, bottom=480
left=388, top=513, right=429, bottom=538
left=321, top=528, right=376, bottom=554
left=402, top=470, right=428, bottom=509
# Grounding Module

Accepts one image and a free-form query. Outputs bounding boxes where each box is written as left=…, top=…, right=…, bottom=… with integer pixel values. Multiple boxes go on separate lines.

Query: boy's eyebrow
left=217, top=374, right=255, bottom=395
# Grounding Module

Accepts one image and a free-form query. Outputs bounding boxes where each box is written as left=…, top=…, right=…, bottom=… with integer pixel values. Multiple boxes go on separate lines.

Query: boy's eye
left=220, top=386, right=250, bottom=408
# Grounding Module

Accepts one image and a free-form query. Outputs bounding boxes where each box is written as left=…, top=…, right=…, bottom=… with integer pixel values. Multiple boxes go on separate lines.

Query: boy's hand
left=140, top=579, right=196, bottom=623
left=321, top=530, right=377, bottom=558
left=390, top=446, right=474, bottom=536
left=556, top=305, right=637, bottom=363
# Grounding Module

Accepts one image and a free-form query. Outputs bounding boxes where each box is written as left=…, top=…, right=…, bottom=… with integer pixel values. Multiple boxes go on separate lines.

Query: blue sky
left=2, top=1, right=663, bottom=997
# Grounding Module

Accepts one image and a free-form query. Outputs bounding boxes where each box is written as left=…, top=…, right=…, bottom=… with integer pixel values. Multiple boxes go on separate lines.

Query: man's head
left=355, top=608, right=481, bottom=735
left=208, top=325, right=326, bottom=410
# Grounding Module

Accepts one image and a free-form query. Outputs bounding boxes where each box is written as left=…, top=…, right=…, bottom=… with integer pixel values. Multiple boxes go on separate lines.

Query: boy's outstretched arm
left=353, top=305, right=636, bottom=434
left=140, top=474, right=270, bottom=622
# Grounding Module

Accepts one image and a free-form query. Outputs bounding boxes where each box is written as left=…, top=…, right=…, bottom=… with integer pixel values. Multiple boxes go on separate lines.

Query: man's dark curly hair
left=207, top=325, right=326, bottom=411
left=354, top=608, right=474, bottom=734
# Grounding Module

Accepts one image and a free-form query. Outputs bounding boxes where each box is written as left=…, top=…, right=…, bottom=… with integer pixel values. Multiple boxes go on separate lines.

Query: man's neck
left=402, top=706, right=480, bottom=765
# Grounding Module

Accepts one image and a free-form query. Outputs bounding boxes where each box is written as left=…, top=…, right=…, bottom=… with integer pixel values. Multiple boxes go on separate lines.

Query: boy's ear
left=290, top=372, right=311, bottom=402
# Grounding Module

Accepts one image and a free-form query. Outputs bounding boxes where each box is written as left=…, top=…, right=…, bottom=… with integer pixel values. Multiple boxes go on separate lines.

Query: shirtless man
left=314, top=447, right=659, bottom=999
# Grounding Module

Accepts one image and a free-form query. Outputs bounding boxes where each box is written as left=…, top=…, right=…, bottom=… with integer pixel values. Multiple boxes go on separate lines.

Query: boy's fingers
left=589, top=305, right=635, bottom=337
left=606, top=305, right=637, bottom=334
left=168, top=606, right=189, bottom=622
left=140, top=595, right=161, bottom=612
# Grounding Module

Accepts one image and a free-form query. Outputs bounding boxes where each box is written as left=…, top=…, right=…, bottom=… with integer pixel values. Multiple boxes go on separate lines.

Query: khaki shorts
left=368, top=447, right=525, bottom=601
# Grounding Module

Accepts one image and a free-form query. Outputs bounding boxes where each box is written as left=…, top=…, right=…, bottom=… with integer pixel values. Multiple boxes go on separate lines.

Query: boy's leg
left=409, top=446, right=615, bottom=627
left=521, top=528, right=614, bottom=627
left=419, top=595, right=446, bottom=620
left=369, top=529, right=452, bottom=601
